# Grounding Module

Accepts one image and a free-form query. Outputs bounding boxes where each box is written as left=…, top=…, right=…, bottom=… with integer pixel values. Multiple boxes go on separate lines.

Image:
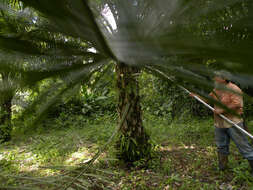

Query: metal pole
left=148, top=67, right=253, bottom=140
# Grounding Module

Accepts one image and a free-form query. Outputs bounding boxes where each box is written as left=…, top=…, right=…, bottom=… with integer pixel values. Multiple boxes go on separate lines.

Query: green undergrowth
left=1, top=113, right=253, bottom=189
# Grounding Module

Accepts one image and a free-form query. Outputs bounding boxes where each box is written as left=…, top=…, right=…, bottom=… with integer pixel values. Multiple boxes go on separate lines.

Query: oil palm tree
left=0, top=0, right=253, bottom=163
left=0, top=1, right=24, bottom=142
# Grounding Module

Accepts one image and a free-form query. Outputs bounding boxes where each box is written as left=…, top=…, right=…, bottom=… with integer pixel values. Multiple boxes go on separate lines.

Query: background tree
left=0, top=72, right=15, bottom=142
left=0, top=2, right=23, bottom=142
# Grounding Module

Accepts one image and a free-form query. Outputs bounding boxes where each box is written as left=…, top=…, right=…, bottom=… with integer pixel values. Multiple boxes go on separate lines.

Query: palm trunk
left=115, top=63, right=150, bottom=163
left=0, top=73, right=13, bottom=143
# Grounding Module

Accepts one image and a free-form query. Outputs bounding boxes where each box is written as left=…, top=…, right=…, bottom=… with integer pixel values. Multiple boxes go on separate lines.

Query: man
left=191, top=73, right=253, bottom=173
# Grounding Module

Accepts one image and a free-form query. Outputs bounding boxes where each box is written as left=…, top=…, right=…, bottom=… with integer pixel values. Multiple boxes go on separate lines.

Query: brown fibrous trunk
left=115, top=63, right=150, bottom=163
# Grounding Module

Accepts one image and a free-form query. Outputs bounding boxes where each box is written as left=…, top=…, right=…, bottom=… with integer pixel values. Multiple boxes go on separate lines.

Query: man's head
left=213, top=76, right=227, bottom=84
left=213, top=71, right=230, bottom=84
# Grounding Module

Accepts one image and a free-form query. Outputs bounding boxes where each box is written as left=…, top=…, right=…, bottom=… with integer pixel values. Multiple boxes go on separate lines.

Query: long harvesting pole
left=148, top=67, right=253, bottom=140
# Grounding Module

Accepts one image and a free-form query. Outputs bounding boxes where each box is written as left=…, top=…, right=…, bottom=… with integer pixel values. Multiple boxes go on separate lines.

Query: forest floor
left=1, top=113, right=253, bottom=190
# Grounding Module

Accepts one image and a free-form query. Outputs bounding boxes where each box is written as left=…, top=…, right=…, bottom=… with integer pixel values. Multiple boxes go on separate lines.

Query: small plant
left=232, top=161, right=251, bottom=184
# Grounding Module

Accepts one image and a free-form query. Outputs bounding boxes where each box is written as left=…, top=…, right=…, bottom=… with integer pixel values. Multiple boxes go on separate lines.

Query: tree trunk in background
left=0, top=73, right=13, bottom=143
left=116, top=63, right=150, bottom=163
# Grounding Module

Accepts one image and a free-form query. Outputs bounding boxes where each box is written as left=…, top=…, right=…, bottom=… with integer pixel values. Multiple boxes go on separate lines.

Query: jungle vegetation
left=0, top=0, right=253, bottom=189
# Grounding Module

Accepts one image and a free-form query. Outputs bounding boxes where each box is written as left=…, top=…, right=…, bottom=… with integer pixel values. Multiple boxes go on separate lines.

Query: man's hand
left=238, top=107, right=243, bottom=115
left=214, top=108, right=224, bottom=115
left=221, top=94, right=230, bottom=104
left=189, top=92, right=196, bottom=98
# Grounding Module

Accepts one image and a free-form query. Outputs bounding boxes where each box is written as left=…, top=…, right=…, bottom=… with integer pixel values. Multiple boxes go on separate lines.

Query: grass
left=1, top=112, right=253, bottom=189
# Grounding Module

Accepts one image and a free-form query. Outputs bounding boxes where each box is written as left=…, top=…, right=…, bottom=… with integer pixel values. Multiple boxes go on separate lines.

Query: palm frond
left=1, top=0, right=253, bottom=91
left=19, top=0, right=114, bottom=58
left=20, top=60, right=107, bottom=129
left=97, top=0, right=253, bottom=78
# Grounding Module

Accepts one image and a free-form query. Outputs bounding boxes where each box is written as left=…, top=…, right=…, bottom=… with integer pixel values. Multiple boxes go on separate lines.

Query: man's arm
left=225, top=84, right=243, bottom=113
left=189, top=92, right=210, bottom=104
left=209, top=91, right=226, bottom=114
left=190, top=91, right=224, bottom=114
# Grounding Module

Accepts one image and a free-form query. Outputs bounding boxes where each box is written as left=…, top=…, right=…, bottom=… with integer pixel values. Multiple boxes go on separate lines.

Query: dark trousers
left=215, top=122, right=253, bottom=160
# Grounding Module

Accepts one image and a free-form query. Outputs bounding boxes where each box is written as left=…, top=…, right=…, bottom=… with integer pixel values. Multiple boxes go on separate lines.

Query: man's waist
left=214, top=114, right=243, bottom=128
